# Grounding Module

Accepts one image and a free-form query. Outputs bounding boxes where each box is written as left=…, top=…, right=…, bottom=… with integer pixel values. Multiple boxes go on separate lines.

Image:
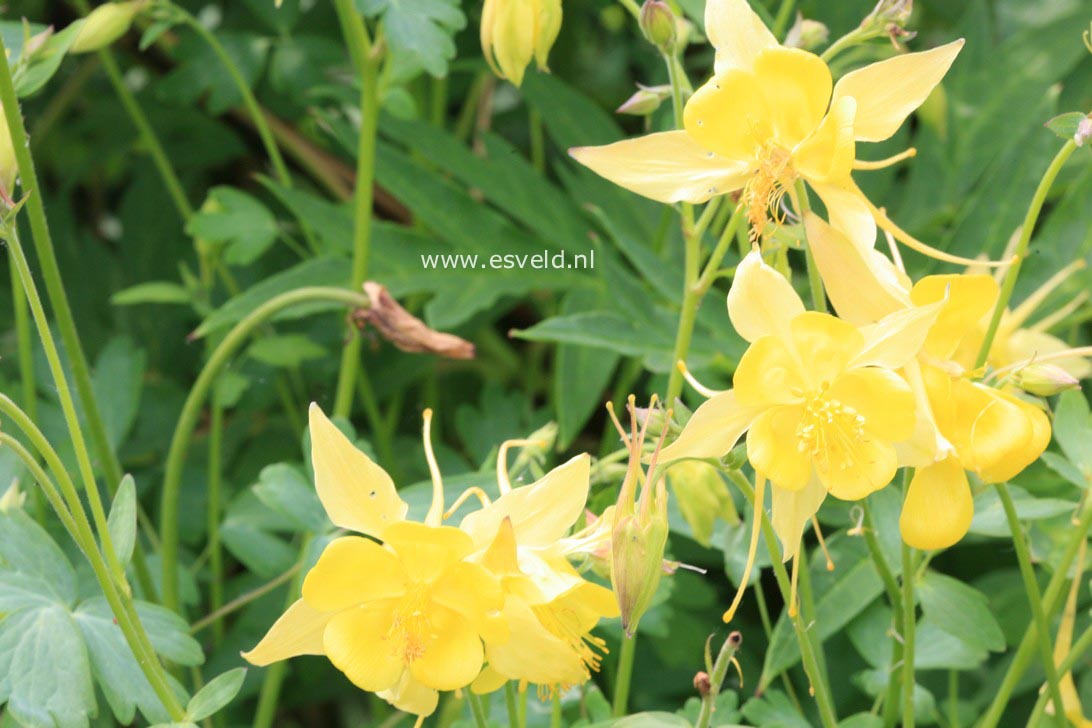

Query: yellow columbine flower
left=481, top=0, right=562, bottom=86
left=659, top=248, right=935, bottom=618
left=243, top=405, right=505, bottom=719
left=806, top=214, right=1052, bottom=551
left=570, top=0, right=984, bottom=266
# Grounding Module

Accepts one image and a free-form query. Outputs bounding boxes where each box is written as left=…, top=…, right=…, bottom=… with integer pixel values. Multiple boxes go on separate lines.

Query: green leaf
left=9, top=22, right=83, bottom=97
left=915, top=617, right=990, bottom=670
left=1045, top=111, right=1088, bottom=140
left=186, top=668, right=246, bottom=722
left=356, top=0, right=465, bottom=79
left=187, top=187, right=280, bottom=266
left=220, top=492, right=299, bottom=578
left=969, top=484, right=1074, bottom=537
left=0, top=508, right=76, bottom=606
left=1053, top=390, right=1092, bottom=478
left=0, top=606, right=95, bottom=728
left=741, top=691, right=810, bottom=728
left=107, top=475, right=138, bottom=568
left=918, top=571, right=1005, bottom=652
left=247, top=334, right=327, bottom=368
left=555, top=290, right=620, bottom=448
left=583, top=713, right=692, bottom=728
left=515, top=312, right=680, bottom=372
left=110, top=281, right=192, bottom=306
left=251, top=463, right=326, bottom=533
left=839, top=714, right=884, bottom=728
left=91, top=337, right=147, bottom=450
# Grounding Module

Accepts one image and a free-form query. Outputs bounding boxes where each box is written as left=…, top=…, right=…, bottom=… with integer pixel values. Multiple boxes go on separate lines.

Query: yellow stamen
left=605, top=401, right=628, bottom=442
left=787, top=553, right=800, bottom=618
left=496, top=438, right=541, bottom=495
left=853, top=147, right=917, bottom=170
left=811, top=517, right=835, bottom=571
left=387, top=585, right=432, bottom=664
left=723, top=474, right=766, bottom=624
left=677, top=360, right=724, bottom=398
left=443, top=486, right=492, bottom=520
left=883, top=228, right=905, bottom=274
left=1009, top=259, right=1087, bottom=329
left=422, top=409, right=445, bottom=527
left=743, top=142, right=795, bottom=241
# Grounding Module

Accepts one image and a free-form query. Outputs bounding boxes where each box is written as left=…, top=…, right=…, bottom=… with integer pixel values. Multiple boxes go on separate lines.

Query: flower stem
left=994, top=482, right=1065, bottom=716
left=1028, top=621, right=1092, bottom=723
left=158, top=287, right=371, bottom=611
left=974, top=139, right=1077, bottom=368
left=190, top=562, right=300, bottom=635
left=695, top=202, right=746, bottom=294
left=505, top=682, right=520, bottom=728
left=771, top=0, right=797, bottom=39
left=9, top=263, right=43, bottom=520
left=901, top=542, right=917, bottom=728
left=468, top=691, right=490, bottom=728
left=613, top=633, right=638, bottom=716
left=792, top=180, right=827, bottom=313
left=665, top=231, right=702, bottom=404
left=207, top=397, right=226, bottom=646
left=331, top=0, right=381, bottom=418
left=173, top=4, right=292, bottom=187
left=695, top=632, right=743, bottom=728
left=860, top=500, right=904, bottom=728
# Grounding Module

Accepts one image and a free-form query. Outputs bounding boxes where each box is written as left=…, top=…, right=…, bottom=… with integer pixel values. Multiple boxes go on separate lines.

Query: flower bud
left=1014, top=363, right=1080, bottom=397
left=611, top=508, right=668, bottom=637
left=481, top=0, right=562, bottom=86
left=0, top=482, right=26, bottom=513
left=0, top=103, right=17, bottom=200
left=639, top=0, right=677, bottom=55
left=784, top=15, right=829, bottom=51
left=70, top=1, right=146, bottom=54
left=667, top=460, right=739, bottom=547
left=24, top=27, right=55, bottom=59
left=862, top=0, right=912, bottom=29
left=1076, top=116, right=1092, bottom=148
left=616, top=84, right=672, bottom=116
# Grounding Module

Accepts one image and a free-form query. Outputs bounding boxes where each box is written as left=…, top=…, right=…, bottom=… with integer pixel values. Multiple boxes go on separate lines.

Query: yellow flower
left=806, top=214, right=1052, bottom=551
left=481, top=0, right=562, bottom=86
left=243, top=405, right=505, bottom=718
left=569, top=0, right=981, bottom=265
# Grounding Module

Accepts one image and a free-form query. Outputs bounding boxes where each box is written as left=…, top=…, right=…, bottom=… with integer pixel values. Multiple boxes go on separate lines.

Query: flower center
left=795, top=392, right=867, bottom=469
left=386, top=585, right=432, bottom=664
left=744, top=142, right=796, bottom=242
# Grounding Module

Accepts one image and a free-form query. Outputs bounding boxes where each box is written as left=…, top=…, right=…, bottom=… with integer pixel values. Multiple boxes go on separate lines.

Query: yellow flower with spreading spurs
left=806, top=214, right=1053, bottom=551
left=569, top=0, right=989, bottom=267
left=659, top=248, right=937, bottom=619
left=243, top=404, right=505, bottom=719
left=481, top=0, right=562, bottom=86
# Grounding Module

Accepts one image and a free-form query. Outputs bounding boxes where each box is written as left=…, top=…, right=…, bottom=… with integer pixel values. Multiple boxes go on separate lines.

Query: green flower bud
left=616, top=85, right=672, bottom=116
left=667, top=460, right=739, bottom=547
left=70, top=1, right=146, bottom=54
left=611, top=509, right=668, bottom=637
left=0, top=103, right=16, bottom=199
left=1014, top=363, right=1080, bottom=397
left=639, top=0, right=677, bottom=55
left=784, top=16, right=830, bottom=51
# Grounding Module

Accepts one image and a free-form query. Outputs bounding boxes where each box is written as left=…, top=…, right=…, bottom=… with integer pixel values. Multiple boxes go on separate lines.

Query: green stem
left=551, top=693, right=562, bottom=728
left=995, top=482, right=1065, bottom=716
left=505, top=682, right=520, bottom=728
left=862, top=500, right=904, bottom=728
left=191, top=562, right=300, bottom=634
left=948, top=671, right=959, bottom=728
left=331, top=0, right=381, bottom=418
left=695, top=202, right=746, bottom=293
left=9, top=261, right=43, bottom=520
left=207, top=398, right=225, bottom=647
left=792, top=179, right=827, bottom=313
left=174, top=5, right=292, bottom=187
left=613, top=633, right=637, bottom=716
left=695, top=632, right=744, bottom=728
left=771, top=0, right=796, bottom=39
left=158, top=287, right=371, bottom=611
left=665, top=231, right=701, bottom=404
left=819, top=27, right=868, bottom=63
left=1028, top=621, right=1092, bottom=724
left=901, top=542, right=916, bottom=728
left=975, top=140, right=1077, bottom=368
left=468, top=691, right=490, bottom=728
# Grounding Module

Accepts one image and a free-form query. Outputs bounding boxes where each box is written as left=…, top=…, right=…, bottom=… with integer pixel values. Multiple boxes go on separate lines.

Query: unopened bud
left=1076, top=116, right=1092, bottom=148
left=0, top=102, right=16, bottom=199
left=70, top=1, right=146, bottom=54
left=640, top=0, right=677, bottom=54
left=694, top=671, right=711, bottom=696
left=862, top=0, right=912, bottom=29
left=784, top=15, right=829, bottom=51
left=1014, top=363, right=1080, bottom=397
left=611, top=510, right=669, bottom=637
left=668, top=460, right=739, bottom=547
left=0, top=482, right=26, bottom=513
left=24, top=26, right=55, bottom=58
left=617, top=84, right=672, bottom=116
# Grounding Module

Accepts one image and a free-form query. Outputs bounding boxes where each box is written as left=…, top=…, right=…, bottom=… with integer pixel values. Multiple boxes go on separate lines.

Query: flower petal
left=684, top=69, right=771, bottom=163
left=965, top=386, right=1050, bottom=483
left=808, top=179, right=878, bottom=250
left=794, top=96, right=856, bottom=183
left=705, top=0, right=779, bottom=74
left=829, top=368, right=915, bottom=443
left=727, top=248, right=805, bottom=343
left=658, top=390, right=760, bottom=462
left=770, top=475, right=827, bottom=562
left=324, top=604, right=403, bottom=692
left=747, top=405, right=813, bottom=491
left=569, top=131, right=750, bottom=204
left=752, top=48, right=833, bottom=148
left=788, top=312, right=865, bottom=390
left=460, top=454, right=589, bottom=548
left=852, top=300, right=944, bottom=370
left=899, top=457, right=972, bottom=550
left=409, top=608, right=485, bottom=690
left=378, top=671, right=440, bottom=717
left=816, top=433, right=899, bottom=501
left=910, top=274, right=998, bottom=361
left=432, top=561, right=507, bottom=644
left=309, top=403, right=408, bottom=538
left=832, top=40, right=964, bottom=143
left=242, top=598, right=331, bottom=666
left=485, top=597, right=589, bottom=687
left=733, top=335, right=807, bottom=409
left=381, top=522, right=475, bottom=583
left=302, top=536, right=407, bottom=612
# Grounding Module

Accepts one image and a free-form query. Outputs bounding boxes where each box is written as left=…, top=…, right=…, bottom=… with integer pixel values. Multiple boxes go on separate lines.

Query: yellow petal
left=569, top=131, right=751, bottom=204
left=705, top=0, right=778, bottom=74
left=727, top=248, right=805, bottom=343
left=477, top=517, right=523, bottom=576
left=470, top=665, right=509, bottom=695
left=829, top=368, right=915, bottom=443
left=733, top=335, right=807, bottom=409
left=964, top=385, right=1050, bottom=483
left=747, top=405, right=813, bottom=491
left=852, top=300, right=944, bottom=370
left=378, top=671, right=440, bottom=717
left=309, top=403, right=408, bottom=538
left=242, top=598, right=331, bottom=666
left=808, top=180, right=877, bottom=250
left=432, top=562, right=507, bottom=644
left=492, top=0, right=535, bottom=86
left=658, top=390, right=760, bottom=462
left=751, top=47, right=832, bottom=148
left=684, top=68, right=771, bottom=162
left=485, top=597, right=589, bottom=686
left=896, top=359, right=949, bottom=468
left=534, top=0, right=562, bottom=70
left=805, top=212, right=909, bottom=325
left=324, top=604, right=404, bottom=692
left=381, top=522, right=475, bottom=583
left=302, top=536, right=407, bottom=612
left=899, top=458, right=972, bottom=550
left=794, top=95, right=856, bottom=183
left=910, top=275, right=998, bottom=361
left=460, top=454, right=590, bottom=548
left=816, top=433, right=898, bottom=501
left=788, top=312, right=865, bottom=390
left=771, top=476, right=827, bottom=561
left=832, top=40, right=964, bottom=143
left=409, top=608, right=485, bottom=690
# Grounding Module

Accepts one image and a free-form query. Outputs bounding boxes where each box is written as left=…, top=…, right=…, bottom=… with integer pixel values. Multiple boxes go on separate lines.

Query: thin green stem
left=551, top=693, right=562, bottom=728
left=902, top=542, right=916, bottom=728
left=771, top=0, right=796, bottom=39
left=1028, top=621, right=1092, bottom=724
left=948, top=671, right=959, bottom=728
left=207, top=398, right=225, bottom=646
left=665, top=231, right=701, bottom=404
left=9, top=262, right=43, bottom=520
left=159, top=287, right=370, bottom=611
left=820, top=27, right=868, bottom=63
left=468, top=691, right=490, bottom=728
left=331, top=0, right=381, bottom=418
left=975, top=140, right=1077, bottom=368
left=695, top=633, right=743, bottom=728
left=995, top=482, right=1065, bottom=716
left=613, top=633, right=637, bottom=716
left=862, top=500, right=904, bottom=728
left=696, top=202, right=746, bottom=293
left=792, top=180, right=827, bottom=313
left=505, top=682, right=520, bottom=728
left=190, top=563, right=301, bottom=634
left=174, top=5, right=291, bottom=187
left=0, top=433, right=80, bottom=548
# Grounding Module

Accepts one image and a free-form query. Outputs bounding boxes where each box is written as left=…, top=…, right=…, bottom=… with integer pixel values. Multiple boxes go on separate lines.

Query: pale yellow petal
left=829, top=368, right=915, bottom=443
left=910, top=274, right=998, bottom=361
left=832, top=40, right=964, bottom=143
left=788, top=312, right=865, bottom=390
left=242, top=598, right=331, bottom=666
left=747, top=406, right=813, bottom=492
left=569, top=131, right=750, bottom=204
left=470, top=665, right=509, bottom=695
left=409, top=609, right=485, bottom=691
left=484, top=597, right=588, bottom=686
left=770, top=475, right=827, bottom=561
left=378, top=671, right=440, bottom=717
left=727, top=248, right=805, bottom=343
left=966, top=387, right=1050, bottom=484
left=808, top=180, right=878, bottom=251
left=733, top=335, right=807, bottom=409
left=492, top=0, right=535, bottom=86
left=324, top=604, right=403, bottom=692
left=381, top=522, right=474, bottom=583
left=752, top=47, right=832, bottom=148
left=684, top=69, right=771, bottom=163
left=460, top=454, right=589, bottom=548
left=899, top=457, right=972, bottom=550
left=309, top=403, right=408, bottom=537
left=816, top=434, right=898, bottom=501
left=431, top=561, right=507, bottom=644
left=706, top=0, right=778, bottom=73
left=852, top=300, right=944, bottom=370
left=794, top=96, right=856, bottom=184
left=658, top=390, right=760, bottom=462
left=302, top=536, right=406, bottom=612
